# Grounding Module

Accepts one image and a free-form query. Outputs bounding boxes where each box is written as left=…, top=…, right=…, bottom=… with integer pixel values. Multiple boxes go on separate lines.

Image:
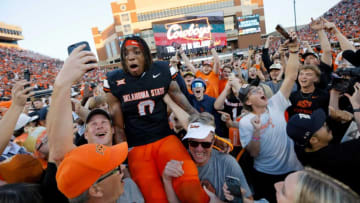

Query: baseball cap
left=202, top=61, right=213, bottom=67
left=182, top=122, right=215, bottom=140
left=183, top=71, right=195, bottom=78
left=269, top=63, right=282, bottom=70
left=302, top=52, right=319, bottom=60
left=86, top=109, right=112, bottom=125
left=286, top=109, right=326, bottom=148
left=23, top=126, right=47, bottom=153
left=56, top=142, right=128, bottom=198
left=14, top=113, right=39, bottom=131
left=237, top=84, right=251, bottom=104
left=191, top=78, right=207, bottom=90
left=342, top=49, right=360, bottom=67
left=0, top=154, right=43, bottom=183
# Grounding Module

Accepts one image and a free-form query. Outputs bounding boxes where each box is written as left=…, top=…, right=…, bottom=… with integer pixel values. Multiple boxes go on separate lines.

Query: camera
left=331, top=67, right=360, bottom=94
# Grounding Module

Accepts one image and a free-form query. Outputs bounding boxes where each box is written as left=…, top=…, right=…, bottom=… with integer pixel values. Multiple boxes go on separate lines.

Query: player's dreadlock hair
left=120, top=36, right=153, bottom=73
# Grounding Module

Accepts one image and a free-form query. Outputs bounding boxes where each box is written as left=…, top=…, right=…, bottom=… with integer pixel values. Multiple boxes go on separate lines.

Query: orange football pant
left=128, top=135, right=209, bottom=203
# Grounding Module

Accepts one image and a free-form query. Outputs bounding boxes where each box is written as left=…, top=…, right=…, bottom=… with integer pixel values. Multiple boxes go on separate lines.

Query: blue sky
left=1, top=0, right=340, bottom=60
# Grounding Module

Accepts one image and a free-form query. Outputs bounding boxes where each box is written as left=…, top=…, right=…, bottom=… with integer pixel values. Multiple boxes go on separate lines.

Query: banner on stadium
left=237, top=14, right=261, bottom=35
left=152, top=11, right=227, bottom=58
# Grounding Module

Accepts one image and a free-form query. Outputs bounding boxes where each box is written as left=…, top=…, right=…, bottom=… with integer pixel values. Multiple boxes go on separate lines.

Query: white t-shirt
left=239, top=91, right=303, bottom=175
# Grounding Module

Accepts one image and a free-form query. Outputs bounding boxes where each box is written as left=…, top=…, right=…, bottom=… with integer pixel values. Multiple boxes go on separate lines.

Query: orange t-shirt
left=195, top=70, right=219, bottom=98
left=229, top=117, right=241, bottom=147
left=218, top=79, right=228, bottom=95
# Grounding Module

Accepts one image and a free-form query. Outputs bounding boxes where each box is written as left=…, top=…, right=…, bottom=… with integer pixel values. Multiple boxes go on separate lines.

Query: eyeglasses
left=36, top=136, right=48, bottom=151
left=249, top=87, right=263, bottom=95
left=188, top=140, right=213, bottom=149
left=94, top=166, right=122, bottom=185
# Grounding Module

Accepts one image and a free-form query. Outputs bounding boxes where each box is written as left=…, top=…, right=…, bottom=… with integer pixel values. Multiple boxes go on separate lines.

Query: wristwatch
left=353, top=108, right=360, bottom=112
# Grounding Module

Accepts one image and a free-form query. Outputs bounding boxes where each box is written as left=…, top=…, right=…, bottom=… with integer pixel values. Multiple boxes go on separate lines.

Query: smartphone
left=172, top=42, right=181, bottom=50
left=68, top=41, right=91, bottom=55
left=276, top=25, right=293, bottom=42
left=68, top=41, right=96, bottom=72
left=225, top=176, right=243, bottom=203
left=24, top=69, right=31, bottom=88
left=248, top=45, right=253, bottom=50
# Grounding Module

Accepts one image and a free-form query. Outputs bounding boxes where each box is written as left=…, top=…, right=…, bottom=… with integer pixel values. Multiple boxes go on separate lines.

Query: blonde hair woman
left=275, top=167, right=360, bottom=203
left=222, top=168, right=360, bottom=203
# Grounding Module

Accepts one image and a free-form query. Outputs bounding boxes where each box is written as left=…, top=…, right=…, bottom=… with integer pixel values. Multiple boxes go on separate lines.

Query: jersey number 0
left=137, top=100, right=155, bottom=116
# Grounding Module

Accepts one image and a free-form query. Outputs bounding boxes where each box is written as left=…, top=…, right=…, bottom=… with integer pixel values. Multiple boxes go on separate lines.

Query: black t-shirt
left=295, top=139, right=360, bottom=194
left=317, top=61, right=333, bottom=90
left=287, top=88, right=329, bottom=118
left=105, top=61, right=173, bottom=147
left=217, top=94, right=243, bottom=138
left=40, top=162, right=69, bottom=203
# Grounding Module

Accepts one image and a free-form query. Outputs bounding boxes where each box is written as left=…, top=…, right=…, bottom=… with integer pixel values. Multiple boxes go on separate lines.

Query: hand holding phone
left=276, top=25, right=293, bottom=42
left=225, top=176, right=243, bottom=203
left=67, top=41, right=96, bottom=72
left=24, top=69, right=31, bottom=88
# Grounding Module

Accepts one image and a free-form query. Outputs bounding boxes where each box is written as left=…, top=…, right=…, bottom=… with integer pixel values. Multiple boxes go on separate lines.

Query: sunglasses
left=188, top=140, right=213, bottom=149
left=191, top=82, right=205, bottom=89
left=94, top=166, right=122, bottom=185
left=36, top=136, right=48, bottom=151
left=249, top=87, right=263, bottom=95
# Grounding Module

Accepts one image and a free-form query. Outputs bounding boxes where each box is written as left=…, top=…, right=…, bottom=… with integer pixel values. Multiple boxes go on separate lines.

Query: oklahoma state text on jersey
left=103, top=61, right=175, bottom=147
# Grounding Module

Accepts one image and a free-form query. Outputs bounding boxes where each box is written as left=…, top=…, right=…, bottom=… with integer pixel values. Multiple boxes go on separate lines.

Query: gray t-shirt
left=197, top=150, right=252, bottom=201
left=264, top=80, right=297, bottom=95
left=117, top=177, right=144, bottom=203
left=239, top=91, right=303, bottom=175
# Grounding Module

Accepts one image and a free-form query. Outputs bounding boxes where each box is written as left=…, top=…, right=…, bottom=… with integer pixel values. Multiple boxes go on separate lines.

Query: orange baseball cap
left=0, top=154, right=44, bottom=183
left=56, top=142, right=128, bottom=198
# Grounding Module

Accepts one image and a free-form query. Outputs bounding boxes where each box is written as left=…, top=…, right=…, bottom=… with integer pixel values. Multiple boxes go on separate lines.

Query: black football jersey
left=104, top=61, right=174, bottom=147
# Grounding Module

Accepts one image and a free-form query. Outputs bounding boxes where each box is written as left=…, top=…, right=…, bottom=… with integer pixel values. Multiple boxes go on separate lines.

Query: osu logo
left=297, top=100, right=312, bottom=108
left=189, top=124, right=200, bottom=129
left=96, top=144, right=105, bottom=155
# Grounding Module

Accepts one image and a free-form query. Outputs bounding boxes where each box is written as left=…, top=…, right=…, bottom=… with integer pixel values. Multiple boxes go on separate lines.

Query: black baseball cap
left=286, top=109, right=326, bottom=148
left=302, top=52, right=319, bottom=60
left=342, top=49, right=360, bottom=67
left=238, top=85, right=252, bottom=104
left=85, top=109, right=112, bottom=124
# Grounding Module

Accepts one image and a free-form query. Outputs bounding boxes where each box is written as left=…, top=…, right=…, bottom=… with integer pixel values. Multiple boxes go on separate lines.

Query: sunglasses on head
left=191, top=82, right=205, bottom=89
left=188, top=140, right=213, bottom=149
left=94, top=165, right=122, bottom=185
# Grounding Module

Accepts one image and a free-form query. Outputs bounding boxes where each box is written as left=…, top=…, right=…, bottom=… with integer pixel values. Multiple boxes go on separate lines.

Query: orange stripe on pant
left=128, top=135, right=209, bottom=203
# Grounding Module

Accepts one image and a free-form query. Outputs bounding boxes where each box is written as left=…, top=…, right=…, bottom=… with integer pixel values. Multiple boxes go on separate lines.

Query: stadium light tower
left=293, top=0, right=298, bottom=32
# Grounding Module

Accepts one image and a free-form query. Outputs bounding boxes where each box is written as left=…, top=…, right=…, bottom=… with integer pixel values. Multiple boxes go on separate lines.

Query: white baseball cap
left=14, top=113, right=39, bottom=131
left=182, top=122, right=215, bottom=140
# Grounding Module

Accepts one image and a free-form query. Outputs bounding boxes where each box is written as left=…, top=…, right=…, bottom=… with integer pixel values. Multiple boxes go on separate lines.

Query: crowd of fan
left=1, top=1, right=360, bottom=202
left=298, top=0, right=360, bottom=43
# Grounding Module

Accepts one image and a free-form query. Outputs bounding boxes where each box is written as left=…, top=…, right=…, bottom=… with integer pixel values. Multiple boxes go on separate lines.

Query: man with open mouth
left=103, top=36, right=209, bottom=202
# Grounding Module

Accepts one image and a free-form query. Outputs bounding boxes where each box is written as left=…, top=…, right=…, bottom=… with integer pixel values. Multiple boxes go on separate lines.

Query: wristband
left=289, top=50, right=299, bottom=54
left=209, top=45, right=215, bottom=49
left=353, top=108, right=360, bottom=112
